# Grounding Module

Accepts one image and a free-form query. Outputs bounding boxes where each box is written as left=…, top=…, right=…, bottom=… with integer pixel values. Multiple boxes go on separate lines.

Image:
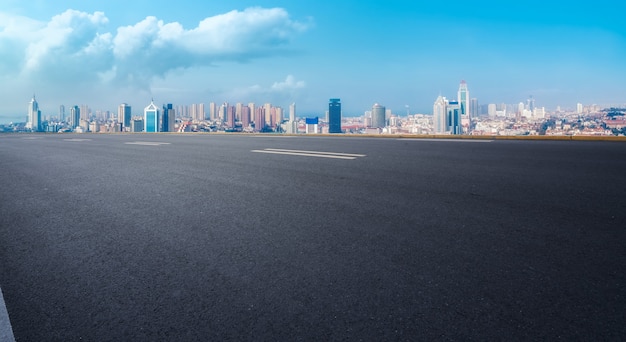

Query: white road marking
left=0, top=287, right=16, bottom=342
left=251, top=148, right=366, bottom=160
left=399, top=138, right=493, bottom=143
left=21, top=137, right=44, bottom=140
left=124, top=142, right=171, bottom=146
left=250, top=135, right=295, bottom=138
left=63, top=138, right=92, bottom=142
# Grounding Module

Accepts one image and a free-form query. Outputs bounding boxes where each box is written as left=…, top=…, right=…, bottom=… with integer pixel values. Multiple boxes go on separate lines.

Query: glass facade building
left=144, top=101, right=160, bottom=133
left=328, top=98, right=341, bottom=133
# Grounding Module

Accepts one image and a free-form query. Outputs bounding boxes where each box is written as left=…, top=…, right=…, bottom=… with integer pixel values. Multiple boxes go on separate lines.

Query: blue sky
left=1, top=0, right=625, bottom=122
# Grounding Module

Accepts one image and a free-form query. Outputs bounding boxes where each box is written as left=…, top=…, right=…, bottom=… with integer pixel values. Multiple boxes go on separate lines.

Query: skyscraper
left=144, top=100, right=160, bottom=132
left=470, top=98, right=478, bottom=117
left=28, top=95, right=41, bottom=132
left=209, top=102, right=217, bottom=121
left=328, top=98, right=341, bottom=133
left=289, top=103, right=296, bottom=122
left=458, top=80, right=470, bottom=121
left=59, top=105, right=65, bottom=122
left=433, top=95, right=447, bottom=134
left=70, top=105, right=80, bottom=129
left=447, top=101, right=462, bottom=135
left=241, top=105, right=251, bottom=128
left=371, top=103, right=386, bottom=128
left=118, top=103, right=131, bottom=128
left=161, top=103, right=175, bottom=132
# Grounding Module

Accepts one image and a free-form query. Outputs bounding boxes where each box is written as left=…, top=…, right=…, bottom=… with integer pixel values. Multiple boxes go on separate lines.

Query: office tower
left=161, top=103, right=175, bottom=132
left=70, top=106, right=80, bottom=128
left=227, top=105, right=236, bottom=128
left=576, top=103, right=583, bottom=114
left=289, top=103, right=296, bottom=122
left=235, top=103, right=243, bottom=121
left=254, top=107, right=265, bottom=131
left=470, top=98, right=478, bottom=117
left=269, top=107, right=276, bottom=128
left=144, top=100, right=160, bottom=132
left=248, top=102, right=256, bottom=125
left=447, top=100, right=461, bottom=135
left=487, top=104, right=497, bottom=118
left=198, top=103, right=205, bottom=121
left=433, top=96, right=447, bottom=134
left=241, top=105, right=251, bottom=128
left=118, top=103, right=131, bottom=128
left=264, top=103, right=272, bottom=126
left=209, top=102, right=217, bottom=121
left=275, top=106, right=283, bottom=124
left=27, top=95, right=41, bottom=132
left=458, top=80, right=469, bottom=121
left=328, top=98, right=341, bottom=133
left=371, top=103, right=386, bottom=128
left=59, top=105, right=65, bottom=122
left=80, top=105, right=90, bottom=121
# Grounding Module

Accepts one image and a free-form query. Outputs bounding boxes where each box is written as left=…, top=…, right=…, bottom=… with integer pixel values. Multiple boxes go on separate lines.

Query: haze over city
left=1, top=0, right=625, bottom=123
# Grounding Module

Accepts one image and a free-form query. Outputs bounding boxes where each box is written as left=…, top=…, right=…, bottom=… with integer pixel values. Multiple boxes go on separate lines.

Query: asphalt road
left=1, top=133, right=625, bottom=341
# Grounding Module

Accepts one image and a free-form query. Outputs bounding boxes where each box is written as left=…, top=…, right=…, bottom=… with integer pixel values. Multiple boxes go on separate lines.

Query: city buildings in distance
left=6, top=89, right=626, bottom=136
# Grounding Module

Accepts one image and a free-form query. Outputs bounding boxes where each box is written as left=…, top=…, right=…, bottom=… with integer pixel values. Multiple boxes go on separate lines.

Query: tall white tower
left=433, top=95, right=447, bottom=134
left=28, top=94, right=41, bottom=132
left=289, top=103, right=296, bottom=122
left=458, top=80, right=470, bottom=120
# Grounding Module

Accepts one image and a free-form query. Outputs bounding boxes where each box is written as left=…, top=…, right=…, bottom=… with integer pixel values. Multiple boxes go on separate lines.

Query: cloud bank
left=0, top=7, right=309, bottom=89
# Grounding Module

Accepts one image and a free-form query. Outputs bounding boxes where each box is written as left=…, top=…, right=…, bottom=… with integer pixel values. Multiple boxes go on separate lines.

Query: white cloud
left=0, top=7, right=310, bottom=89
left=271, top=75, right=306, bottom=91
left=222, top=75, right=306, bottom=104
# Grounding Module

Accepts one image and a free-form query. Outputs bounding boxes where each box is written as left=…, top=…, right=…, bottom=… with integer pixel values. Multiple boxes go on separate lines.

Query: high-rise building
left=328, top=98, right=341, bottom=133
left=235, top=103, right=243, bottom=122
left=70, top=106, right=80, bottom=129
left=371, top=103, right=386, bottom=128
left=275, top=106, right=283, bottom=124
left=198, top=103, right=205, bottom=121
left=161, top=103, right=175, bottom=132
left=447, top=101, right=462, bottom=135
left=118, top=103, right=131, bottom=128
left=576, top=103, right=583, bottom=114
left=144, top=100, right=160, bottom=132
left=264, top=103, right=272, bottom=126
left=209, top=102, right=217, bottom=121
left=433, top=96, right=447, bottom=134
left=488, top=104, right=497, bottom=118
left=80, top=105, right=90, bottom=121
left=28, top=95, right=41, bottom=132
left=59, top=105, right=65, bottom=122
left=458, top=80, right=470, bottom=121
left=248, top=102, right=252, bottom=127
left=227, top=105, right=236, bottom=128
left=241, top=105, right=251, bottom=128
left=289, top=103, right=296, bottom=122
left=470, top=98, right=478, bottom=117
left=254, top=107, right=265, bottom=131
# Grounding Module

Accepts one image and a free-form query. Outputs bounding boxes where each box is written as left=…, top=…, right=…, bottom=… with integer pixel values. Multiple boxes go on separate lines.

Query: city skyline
left=1, top=1, right=625, bottom=123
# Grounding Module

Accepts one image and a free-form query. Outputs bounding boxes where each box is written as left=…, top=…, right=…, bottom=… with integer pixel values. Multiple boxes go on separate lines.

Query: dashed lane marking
left=399, top=138, right=493, bottom=143
left=63, top=138, right=92, bottom=142
left=124, top=142, right=171, bottom=146
left=0, top=287, right=16, bottom=342
left=251, top=148, right=366, bottom=160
